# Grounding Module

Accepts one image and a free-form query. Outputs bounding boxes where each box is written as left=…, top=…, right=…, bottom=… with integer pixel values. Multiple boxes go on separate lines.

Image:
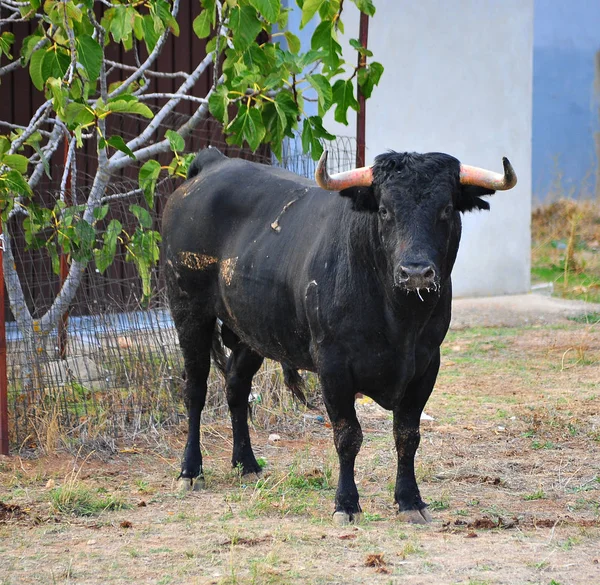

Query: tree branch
left=135, top=93, right=207, bottom=104
left=109, top=52, right=215, bottom=169
left=104, top=60, right=190, bottom=79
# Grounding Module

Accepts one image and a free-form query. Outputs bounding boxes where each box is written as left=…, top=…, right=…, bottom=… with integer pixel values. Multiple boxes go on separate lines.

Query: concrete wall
left=324, top=1, right=534, bottom=297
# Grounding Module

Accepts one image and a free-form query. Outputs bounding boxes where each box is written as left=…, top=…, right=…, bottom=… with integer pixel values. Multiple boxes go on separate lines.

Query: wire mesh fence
left=4, top=120, right=357, bottom=453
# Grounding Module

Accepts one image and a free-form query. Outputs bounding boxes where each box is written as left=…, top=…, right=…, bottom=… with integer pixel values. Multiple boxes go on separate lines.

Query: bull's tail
left=210, top=321, right=229, bottom=377
left=210, top=322, right=314, bottom=408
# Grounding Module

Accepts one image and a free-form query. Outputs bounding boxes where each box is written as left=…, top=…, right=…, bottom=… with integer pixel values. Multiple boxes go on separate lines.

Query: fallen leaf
left=365, top=553, right=386, bottom=568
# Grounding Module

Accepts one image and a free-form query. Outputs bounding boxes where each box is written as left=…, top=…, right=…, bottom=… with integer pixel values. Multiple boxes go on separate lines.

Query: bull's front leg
left=322, top=382, right=363, bottom=525
left=393, top=351, right=440, bottom=524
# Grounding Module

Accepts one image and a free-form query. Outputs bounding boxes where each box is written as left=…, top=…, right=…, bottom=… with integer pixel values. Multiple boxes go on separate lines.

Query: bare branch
left=115, top=81, right=217, bottom=169
left=100, top=177, right=171, bottom=204
left=28, top=123, right=63, bottom=189
left=62, top=1, right=78, bottom=84
left=108, top=0, right=181, bottom=99
left=59, top=136, right=76, bottom=204
left=104, top=60, right=190, bottom=79
left=109, top=52, right=214, bottom=170
left=6, top=99, right=52, bottom=157
left=136, top=93, right=208, bottom=104
left=0, top=120, right=53, bottom=138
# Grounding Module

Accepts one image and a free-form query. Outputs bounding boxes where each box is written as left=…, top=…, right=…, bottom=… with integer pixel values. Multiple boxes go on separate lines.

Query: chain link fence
left=4, top=120, right=357, bottom=453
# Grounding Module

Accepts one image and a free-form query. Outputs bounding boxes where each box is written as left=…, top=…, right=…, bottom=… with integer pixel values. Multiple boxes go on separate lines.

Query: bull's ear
left=339, top=186, right=378, bottom=212
left=456, top=185, right=494, bottom=213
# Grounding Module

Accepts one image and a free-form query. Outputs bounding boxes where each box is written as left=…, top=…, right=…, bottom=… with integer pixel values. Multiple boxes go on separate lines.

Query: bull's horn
left=459, top=157, right=517, bottom=191
left=315, top=150, right=374, bottom=191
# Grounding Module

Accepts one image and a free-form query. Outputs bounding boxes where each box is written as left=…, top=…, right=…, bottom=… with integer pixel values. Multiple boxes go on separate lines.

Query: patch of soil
left=0, top=501, right=27, bottom=523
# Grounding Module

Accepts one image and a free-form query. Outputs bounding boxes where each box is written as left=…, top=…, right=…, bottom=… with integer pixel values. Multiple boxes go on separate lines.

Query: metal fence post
left=0, top=227, right=9, bottom=455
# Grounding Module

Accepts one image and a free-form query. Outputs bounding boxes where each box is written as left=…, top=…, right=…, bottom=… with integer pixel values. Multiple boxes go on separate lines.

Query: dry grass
left=532, top=199, right=600, bottom=302
left=1, top=322, right=600, bottom=584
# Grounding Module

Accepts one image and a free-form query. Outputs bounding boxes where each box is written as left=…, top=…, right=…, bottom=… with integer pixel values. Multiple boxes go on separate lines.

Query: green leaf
left=142, top=14, right=160, bottom=53
left=332, top=79, right=359, bottom=125
left=308, top=116, right=335, bottom=140
left=64, top=102, right=95, bottom=127
left=109, top=5, right=133, bottom=43
left=301, top=0, right=324, bottom=28
left=0, top=31, right=15, bottom=59
left=72, top=219, right=96, bottom=262
left=310, top=21, right=341, bottom=70
left=41, top=49, right=70, bottom=82
left=192, top=10, right=212, bottom=39
left=307, top=73, right=332, bottom=115
left=154, top=0, right=179, bottom=36
left=107, top=136, right=136, bottom=159
left=29, top=48, right=46, bottom=91
left=284, top=31, right=301, bottom=54
left=351, top=0, right=376, bottom=17
left=301, top=118, right=324, bottom=160
left=130, top=204, right=153, bottom=229
left=1, top=154, right=29, bottom=174
left=107, top=100, right=154, bottom=119
left=229, top=6, right=262, bottom=52
left=208, top=85, right=229, bottom=123
left=139, top=159, right=161, bottom=207
left=20, top=34, right=43, bottom=66
left=249, top=0, right=280, bottom=23
left=93, top=204, right=109, bottom=221
left=165, top=130, right=184, bottom=153
left=94, top=219, right=122, bottom=273
left=2, top=169, right=32, bottom=197
left=244, top=108, right=266, bottom=152
left=76, top=35, right=102, bottom=82
left=274, top=91, right=298, bottom=124
left=357, top=61, right=384, bottom=99
left=349, top=37, right=373, bottom=57
left=65, top=1, right=83, bottom=23
left=0, top=137, right=9, bottom=158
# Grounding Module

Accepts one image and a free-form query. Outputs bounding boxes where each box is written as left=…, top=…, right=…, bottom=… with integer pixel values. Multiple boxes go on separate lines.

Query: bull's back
left=162, top=153, right=342, bottom=366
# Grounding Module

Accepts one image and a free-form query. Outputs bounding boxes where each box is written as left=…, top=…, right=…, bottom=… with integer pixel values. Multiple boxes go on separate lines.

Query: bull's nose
left=396, top=263, right=437, bottom=288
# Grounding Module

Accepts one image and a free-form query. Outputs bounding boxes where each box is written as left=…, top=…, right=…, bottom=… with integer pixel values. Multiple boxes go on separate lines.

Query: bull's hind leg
left=176, top=320, right=214, bottom=491
left=222, top=328, right=264, bottom=474
left=167, top=272, right=215, bottom=490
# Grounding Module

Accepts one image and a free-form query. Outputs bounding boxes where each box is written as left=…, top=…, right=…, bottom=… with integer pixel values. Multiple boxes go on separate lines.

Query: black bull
left=162, top=147, right=517, bottom=524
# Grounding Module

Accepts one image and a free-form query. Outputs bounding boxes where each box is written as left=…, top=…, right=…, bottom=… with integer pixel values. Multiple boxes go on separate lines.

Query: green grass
left=50, top=483, right=129, bottom=516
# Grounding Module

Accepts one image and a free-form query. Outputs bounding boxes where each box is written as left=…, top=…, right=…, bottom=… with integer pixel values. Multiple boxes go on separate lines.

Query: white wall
left=324, top=0, right=533, bottom=297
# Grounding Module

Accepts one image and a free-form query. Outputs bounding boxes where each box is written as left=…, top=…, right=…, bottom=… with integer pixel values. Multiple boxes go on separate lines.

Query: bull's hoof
left=176, top=477, right=193, bottom=493
left=333, top=511, right=363, bottom=526
left=192, top=476, right=206, bottom=491
left=177, top=475, right=205, bottom=493
left=397, top=508, right=432, bottom=524
left=241, top=472, right=261, bottom=484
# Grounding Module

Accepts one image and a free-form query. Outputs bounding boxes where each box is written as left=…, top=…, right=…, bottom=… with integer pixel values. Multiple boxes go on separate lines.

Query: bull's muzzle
left=394, top=262, right=438, bottom=293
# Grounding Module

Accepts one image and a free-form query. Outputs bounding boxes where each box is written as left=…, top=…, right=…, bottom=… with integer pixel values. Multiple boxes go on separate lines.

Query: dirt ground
left=1, top=294, right=600, bottom=585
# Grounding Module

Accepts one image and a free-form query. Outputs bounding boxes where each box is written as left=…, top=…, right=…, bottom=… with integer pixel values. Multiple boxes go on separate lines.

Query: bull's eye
left=378, top=206, right=389, bottom=220
left=440, top=204, right=454, bottom=221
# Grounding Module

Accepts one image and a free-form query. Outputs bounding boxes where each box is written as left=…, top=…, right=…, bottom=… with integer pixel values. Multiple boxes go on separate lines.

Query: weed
left=50, top=483, right=128, bottom=516
left=398, top=540, right=423, bottom=559
left=428, top=495, right=450, bottom=511
left=531, top=440, right=555, bottom=450
left=524, top=489, right=546, bottom=501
